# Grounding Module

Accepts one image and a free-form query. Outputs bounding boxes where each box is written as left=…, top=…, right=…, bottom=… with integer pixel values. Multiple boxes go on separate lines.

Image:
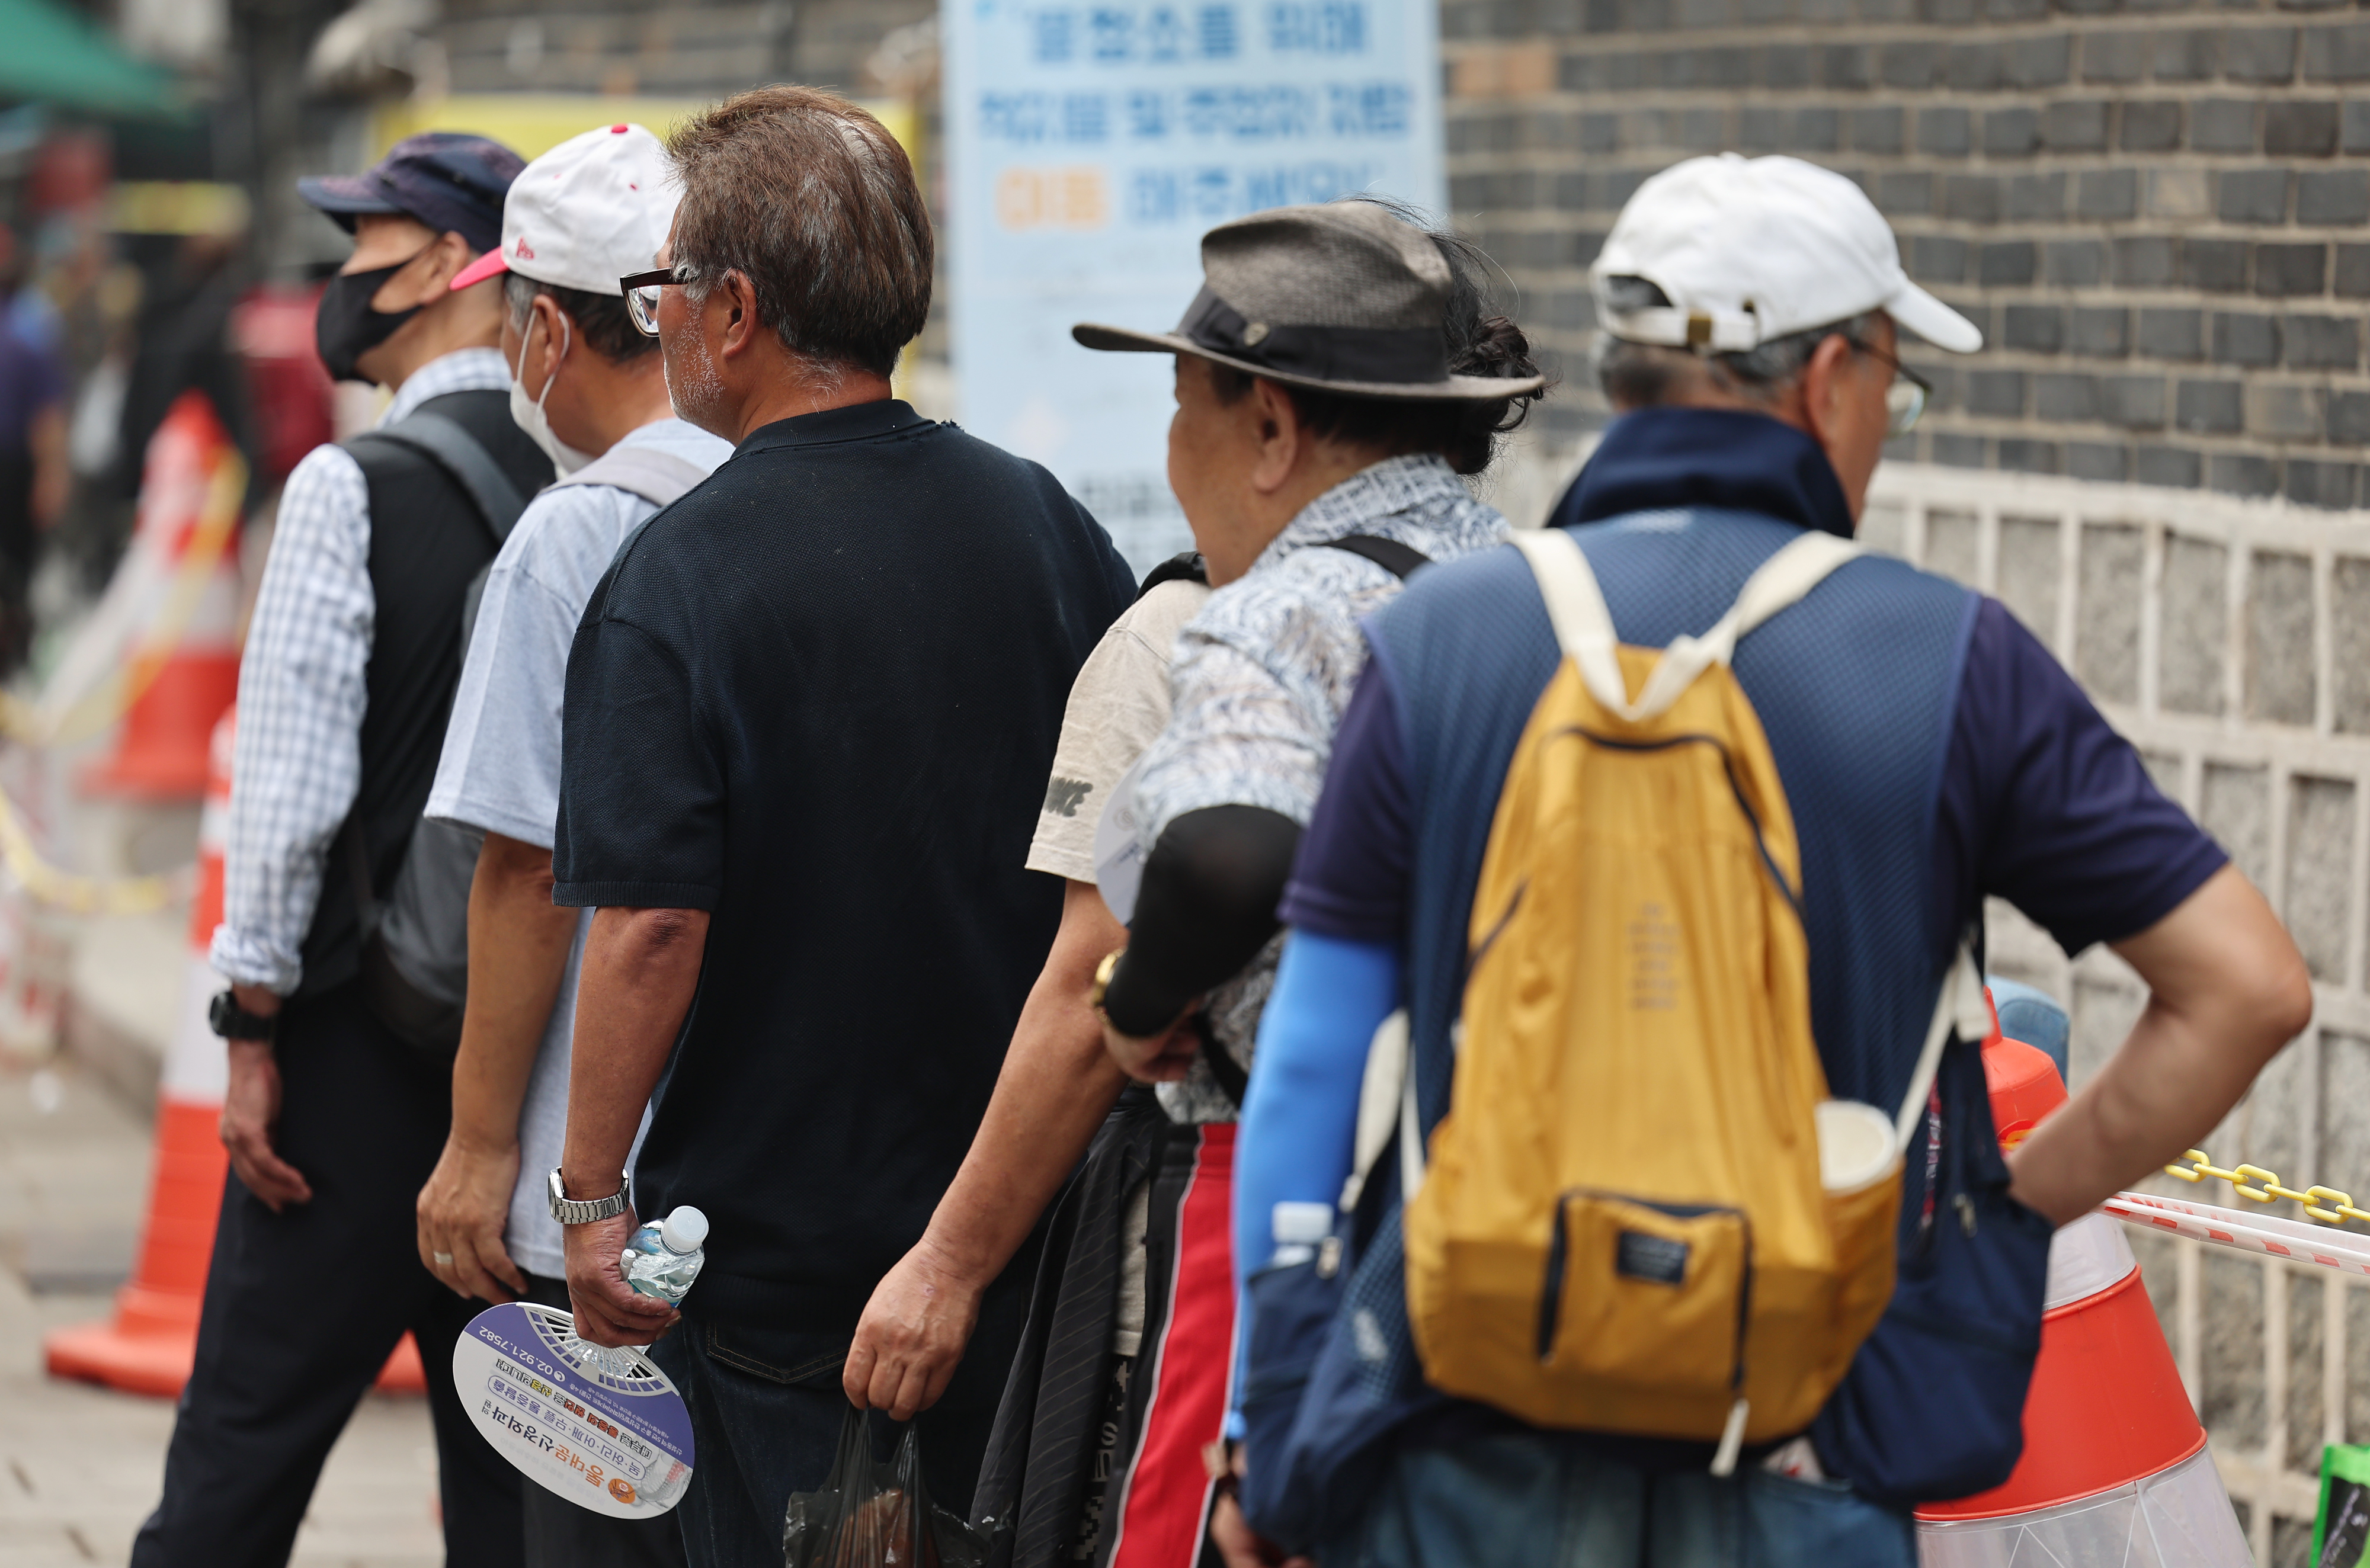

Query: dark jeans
left=648, top=1269, right=1032, bottom=1568
left=130, top=982, right=524, bottom=1568
left=522, top=1274, right=691, bottom=1568
left=1321, top=1434, right=1916, bottom=1568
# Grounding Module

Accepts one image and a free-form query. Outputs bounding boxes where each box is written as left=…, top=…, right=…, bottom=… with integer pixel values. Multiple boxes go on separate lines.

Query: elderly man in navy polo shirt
left=1232, top=154, right=2313, bottom=1567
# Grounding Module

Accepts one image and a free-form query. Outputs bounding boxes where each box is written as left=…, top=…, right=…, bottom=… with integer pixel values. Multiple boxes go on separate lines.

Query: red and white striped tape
left=2105, top=1189, right=2370, bottom=1276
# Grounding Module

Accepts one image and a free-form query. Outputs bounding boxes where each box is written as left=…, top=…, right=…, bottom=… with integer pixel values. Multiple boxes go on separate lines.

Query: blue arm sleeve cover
left=1234, top=929, right=1404, bottom=1297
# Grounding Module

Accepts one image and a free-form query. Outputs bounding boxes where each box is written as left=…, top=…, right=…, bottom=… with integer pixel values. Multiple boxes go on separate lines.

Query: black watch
left=207, top=989, right=276, bottom=1041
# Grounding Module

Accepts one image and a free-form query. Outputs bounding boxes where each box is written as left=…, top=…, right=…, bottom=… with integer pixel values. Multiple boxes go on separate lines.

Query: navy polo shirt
left=1288, top=408, right=2224, bottom=993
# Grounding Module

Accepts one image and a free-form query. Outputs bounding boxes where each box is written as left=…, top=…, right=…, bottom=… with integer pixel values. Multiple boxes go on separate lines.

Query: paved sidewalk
left=0, top=1050, right=443, bottom=1567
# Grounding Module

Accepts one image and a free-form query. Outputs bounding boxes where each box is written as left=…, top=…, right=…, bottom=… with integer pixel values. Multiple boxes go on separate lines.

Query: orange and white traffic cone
left=47, top=710, right=424, bottom=1396
left=77, top=390, right=242, bottom=800
left=1914, top=1019, right=2248, bottom=1567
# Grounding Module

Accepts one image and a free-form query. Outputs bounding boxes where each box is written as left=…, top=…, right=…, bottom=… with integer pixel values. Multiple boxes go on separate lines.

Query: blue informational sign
left=943, top=0, right=1445, bottom=573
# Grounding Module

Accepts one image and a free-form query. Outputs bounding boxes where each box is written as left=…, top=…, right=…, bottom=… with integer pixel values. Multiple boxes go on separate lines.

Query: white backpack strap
left=1509, top=528, right=1632, bottom=714
left=1399, top=1060, right=1426, bottom=1203
left=1510, top=529, right=1862, bottom=722
left=1894, top=945, right=1990, bottom=1154
left=548, top=447, right=710, bottom=510
left=1340, top=1010, right=1411, bottom=1213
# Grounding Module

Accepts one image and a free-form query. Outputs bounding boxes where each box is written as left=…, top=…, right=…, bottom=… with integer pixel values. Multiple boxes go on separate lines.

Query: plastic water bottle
left=1269, top=1201, right=1334, bottom=1268
left=622, top=1205, right=709, bottom=1303
left=559, top=1206, right=709, bottom=1378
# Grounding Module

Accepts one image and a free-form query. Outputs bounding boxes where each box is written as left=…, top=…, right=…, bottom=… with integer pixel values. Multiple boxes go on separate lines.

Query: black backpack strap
left=1191, top=1012, right=1251, bottom=1108
left=340, top=815, right=379, bottom=935
left=1321, top=534, right=1431, bottom=580
left=1136, top=550, right=1208, bottom=601
left=360, top=411, right=531, bottom=549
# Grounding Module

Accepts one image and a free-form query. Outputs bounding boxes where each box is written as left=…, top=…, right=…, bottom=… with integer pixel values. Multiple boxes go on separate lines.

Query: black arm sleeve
left=1101, top=804, right=1303, bottom=1036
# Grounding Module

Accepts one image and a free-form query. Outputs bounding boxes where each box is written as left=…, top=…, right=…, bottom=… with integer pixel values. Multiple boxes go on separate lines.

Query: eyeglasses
left=618, top=267, right=689, bottom=338
left=1845, top=337, right=1933, bottom=437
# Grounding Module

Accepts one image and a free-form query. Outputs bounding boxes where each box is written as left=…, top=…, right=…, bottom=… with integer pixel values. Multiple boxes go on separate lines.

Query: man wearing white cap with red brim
left=1228, top=152, right=2310, bottom=1567
left=414, top=121, right=728, bottom=1568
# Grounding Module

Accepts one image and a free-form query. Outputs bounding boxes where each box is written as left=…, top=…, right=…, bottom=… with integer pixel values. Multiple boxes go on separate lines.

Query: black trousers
left=130, top=982, right=524, bottom=1568
left=521, top=1274, right=690, bottom=1568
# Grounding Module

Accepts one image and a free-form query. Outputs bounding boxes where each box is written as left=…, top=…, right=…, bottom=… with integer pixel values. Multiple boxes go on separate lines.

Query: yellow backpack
left=1402, top=527, right=1980, bottom=1472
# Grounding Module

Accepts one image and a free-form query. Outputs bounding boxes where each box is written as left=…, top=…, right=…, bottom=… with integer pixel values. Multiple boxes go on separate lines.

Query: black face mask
left=315, top=244, right=433, bottom=383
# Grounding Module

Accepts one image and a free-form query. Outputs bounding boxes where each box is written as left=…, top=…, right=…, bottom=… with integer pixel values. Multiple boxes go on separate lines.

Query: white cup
left=1815, top=1099, right=1900, bottom=1194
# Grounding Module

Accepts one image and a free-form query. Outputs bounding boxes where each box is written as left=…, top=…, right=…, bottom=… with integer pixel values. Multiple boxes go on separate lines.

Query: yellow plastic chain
left=0, top=781, right=179, bottom=916
left=2165, top=1149, right=2370, bottom=1228
left=0, top=445, right=247, bottom=915
left=0, top=447, right=248, bottom=749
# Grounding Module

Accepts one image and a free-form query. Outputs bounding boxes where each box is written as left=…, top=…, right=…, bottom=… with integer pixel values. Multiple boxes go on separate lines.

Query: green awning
left=0, top=0, right=182, bottom=121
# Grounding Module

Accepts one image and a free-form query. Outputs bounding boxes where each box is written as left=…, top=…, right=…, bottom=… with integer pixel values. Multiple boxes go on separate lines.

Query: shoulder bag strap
left=1894, top=944, right=1990, bottom=1154
left=340, top=815, right=380, bottom=937
left=1509, top=527, right=1860, bottom=722
left=1136, top=550, right=1208, bottom=601
left=547, top=447, right=710, bottom=511
left=1321, top=534, right=1432, bottom=580
left=363, top=411, right=532, bottom=549
left=1192, top=1012, right=1251, bottom=1106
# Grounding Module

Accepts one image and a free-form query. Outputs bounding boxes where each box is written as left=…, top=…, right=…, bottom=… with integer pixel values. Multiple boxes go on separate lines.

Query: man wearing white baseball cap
left=414, top=120, right=729, bottom=1568
left=1578, top=151, right=1981, bottom=520
left=1229, top=151, right=2307, bottom=1565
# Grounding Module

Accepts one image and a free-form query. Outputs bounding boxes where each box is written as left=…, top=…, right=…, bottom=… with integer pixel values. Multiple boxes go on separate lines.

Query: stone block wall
left=1442, top=1, right=2370, bottom=506
left=433, top=0, right=930, bottom=101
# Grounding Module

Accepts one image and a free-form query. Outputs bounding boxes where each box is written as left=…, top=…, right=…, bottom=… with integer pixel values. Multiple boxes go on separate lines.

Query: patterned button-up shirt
left=1132, top=453, right=1510, bottom=1121
left=212, top=347, right=521, bottom=992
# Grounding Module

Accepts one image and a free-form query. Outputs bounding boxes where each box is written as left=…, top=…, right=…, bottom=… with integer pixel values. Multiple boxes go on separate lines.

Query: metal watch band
left=546, top=1167, right=630, bottom=1225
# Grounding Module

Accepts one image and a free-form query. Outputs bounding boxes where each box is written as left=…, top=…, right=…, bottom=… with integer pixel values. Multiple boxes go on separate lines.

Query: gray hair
left=1596, top=275, right=1878, bottom=409
left=500, top=271, right=655, bottom=363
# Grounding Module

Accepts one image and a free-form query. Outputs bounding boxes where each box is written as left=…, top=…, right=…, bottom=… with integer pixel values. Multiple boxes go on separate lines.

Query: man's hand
left=1209, top=1449, right=1314, bottom=1568
left=1103, top=1009, right=1203, bottom=1082
left=845, top=1237, right=985, bottom=1421
left=417, top=1135, right=527, bottom=1304
left=563, top=1203, right=678, bottom=1348
left=220, top=1037, right=312, bottom=1210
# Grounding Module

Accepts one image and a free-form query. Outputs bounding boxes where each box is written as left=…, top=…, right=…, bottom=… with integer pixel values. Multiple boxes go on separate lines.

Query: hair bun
left=1453, top=315, right=1539, bottom=384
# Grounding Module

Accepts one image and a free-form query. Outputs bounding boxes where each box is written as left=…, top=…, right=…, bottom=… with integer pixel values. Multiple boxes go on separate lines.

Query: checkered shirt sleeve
left=208, top=444, right=372, bottom=993
left=209, top=347, right=514, bottom=993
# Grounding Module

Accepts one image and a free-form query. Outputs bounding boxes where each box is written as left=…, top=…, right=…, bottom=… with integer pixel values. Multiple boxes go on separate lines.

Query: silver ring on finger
left=433, top=1251, right=455, bottom=1265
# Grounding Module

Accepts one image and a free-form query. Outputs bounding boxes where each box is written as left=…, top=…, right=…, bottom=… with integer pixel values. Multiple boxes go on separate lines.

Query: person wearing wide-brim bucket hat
left=848, top=198, right=1545, bottom=1568
left=1074, top=199, right=1548, bottom=409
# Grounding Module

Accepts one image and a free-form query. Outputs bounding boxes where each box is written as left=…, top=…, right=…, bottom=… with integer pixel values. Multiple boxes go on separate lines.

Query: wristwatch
left=207, top=989, right=275, bottom=1041
left=1091, top=947, right=1126, bottom=1017
left=547, top=1167, right=632, bottom=1226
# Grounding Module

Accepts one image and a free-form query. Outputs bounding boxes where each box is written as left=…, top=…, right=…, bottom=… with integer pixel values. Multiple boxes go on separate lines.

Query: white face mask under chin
left=509, top=309, right=597, bottom=476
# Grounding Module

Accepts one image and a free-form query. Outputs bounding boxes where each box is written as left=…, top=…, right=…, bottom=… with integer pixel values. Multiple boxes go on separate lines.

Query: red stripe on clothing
left=1109, top=1124, right=1237, bottom=1568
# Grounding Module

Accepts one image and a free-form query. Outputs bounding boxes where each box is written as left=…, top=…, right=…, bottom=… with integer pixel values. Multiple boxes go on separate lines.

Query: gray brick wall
left=433, top=0, right=930, bottom=99
left=1445, top=5, right=2370, bottom=506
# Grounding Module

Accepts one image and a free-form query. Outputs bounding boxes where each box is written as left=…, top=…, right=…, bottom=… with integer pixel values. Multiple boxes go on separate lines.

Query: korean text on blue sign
left=944, top=0, right=1445, bottom=573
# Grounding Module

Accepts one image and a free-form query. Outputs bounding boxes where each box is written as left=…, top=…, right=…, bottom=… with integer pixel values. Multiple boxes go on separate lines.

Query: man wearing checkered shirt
left=132, top=134, right=546, bottom=1568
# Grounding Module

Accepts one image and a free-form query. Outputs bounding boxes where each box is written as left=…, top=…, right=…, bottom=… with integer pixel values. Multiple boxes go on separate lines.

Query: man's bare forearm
left=921, top=880, right=1128, bottom=1288
left=2008, top=865, right=2313, bottom=1226
left=562, top=905, right=709, bottom=1198
left=451, top=832, right=578, bottom=1152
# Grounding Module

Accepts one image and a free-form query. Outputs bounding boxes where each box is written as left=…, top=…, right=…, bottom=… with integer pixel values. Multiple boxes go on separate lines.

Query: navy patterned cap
left=297, top=132, right=524, bottom=255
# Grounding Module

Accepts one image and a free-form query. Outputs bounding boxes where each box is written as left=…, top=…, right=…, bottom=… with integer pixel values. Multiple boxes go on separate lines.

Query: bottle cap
left=1272, top=1201, right=1333, bottom=1245
left=660, top=1205, right=709, bottom=1253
